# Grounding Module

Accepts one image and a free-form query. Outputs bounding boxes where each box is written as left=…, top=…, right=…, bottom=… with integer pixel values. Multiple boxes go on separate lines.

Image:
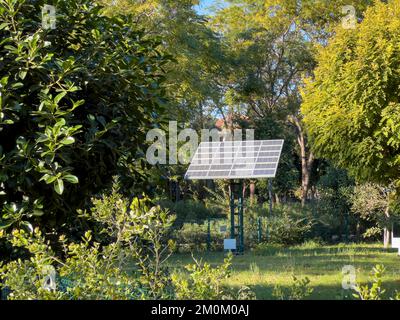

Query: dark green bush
left=0, top=0, right=169, bottom=234
left=266, top=205, right=313, bottom=245
left=309, top=166, right=356, bottom=242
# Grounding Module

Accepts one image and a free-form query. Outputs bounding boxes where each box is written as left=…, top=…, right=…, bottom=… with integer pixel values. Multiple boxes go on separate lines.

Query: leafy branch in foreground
left=272, top=275, right=314, bottom=300
left=353, top=264, right=400, bottom=300
left=172, top=253, right=232, bottom=300
left=0, top=189, right=254, bottom=300
left=0, top=0, right=169, bottom=235
left=0, top=189, right=175, bottom=300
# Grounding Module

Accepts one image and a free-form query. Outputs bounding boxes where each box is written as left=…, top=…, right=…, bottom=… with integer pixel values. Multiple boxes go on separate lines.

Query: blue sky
left=194, top=0, right=229, bottom=15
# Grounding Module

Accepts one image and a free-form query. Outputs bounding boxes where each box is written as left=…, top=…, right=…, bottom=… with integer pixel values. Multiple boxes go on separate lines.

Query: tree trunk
left=242, top=183, right=247, bottom=199
left=288, top=115, right=315, bottom=207
left=249, top=181, right=256, bottom=205
left=383, top=206, right=391, bottom=248
left=384, top=228, right=391, bottom=248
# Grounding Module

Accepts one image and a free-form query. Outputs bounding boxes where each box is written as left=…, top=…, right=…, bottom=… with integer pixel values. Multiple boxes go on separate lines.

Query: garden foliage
left=0, top=0, right=169, bottom=233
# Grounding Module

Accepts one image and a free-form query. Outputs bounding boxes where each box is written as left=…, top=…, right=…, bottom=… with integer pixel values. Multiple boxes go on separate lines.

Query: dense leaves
left=301, top=0, right=400, bottom=194
left=0, top=191, right=176, bottom=300
left=0, top=0, right=170, bottom=231
left=0, top=190, right=254, bottom=300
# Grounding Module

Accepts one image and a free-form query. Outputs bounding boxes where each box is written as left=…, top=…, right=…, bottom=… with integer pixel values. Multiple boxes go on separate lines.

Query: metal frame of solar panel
left=185, top=140, right=284, bottom=180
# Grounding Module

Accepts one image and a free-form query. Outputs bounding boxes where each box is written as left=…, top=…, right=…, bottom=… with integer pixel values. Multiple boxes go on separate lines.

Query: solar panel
left=184, top=140, right=284, bottom=180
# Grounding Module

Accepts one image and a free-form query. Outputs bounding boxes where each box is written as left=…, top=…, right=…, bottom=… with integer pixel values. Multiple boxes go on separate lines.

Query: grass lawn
left=168, top=243, right=400, bottom=300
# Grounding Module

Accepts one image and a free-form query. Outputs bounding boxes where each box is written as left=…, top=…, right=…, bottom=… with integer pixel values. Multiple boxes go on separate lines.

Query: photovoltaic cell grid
left=184, top=140, right=284, bottom=180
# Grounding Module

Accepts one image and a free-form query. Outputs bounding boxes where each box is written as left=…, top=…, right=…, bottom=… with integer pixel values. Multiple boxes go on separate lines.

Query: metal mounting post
left=229, top=181, right=245, bottom=254
left=230, top=182, right=235, bottom=242
left=238, top=181, right=244, bottom=254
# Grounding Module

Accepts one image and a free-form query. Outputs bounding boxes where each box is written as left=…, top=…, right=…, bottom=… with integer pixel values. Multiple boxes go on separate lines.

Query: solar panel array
left=184, top=140, right=284, bottom=180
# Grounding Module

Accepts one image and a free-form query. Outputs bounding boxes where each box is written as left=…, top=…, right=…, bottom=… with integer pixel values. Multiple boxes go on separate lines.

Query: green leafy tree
left=0, top=0, right=169, bottom=232
left=313, top=165, right=355, bottom=241
left=350, top=183, right=397, bottom=247
left=259, top=0, right=373, bottom=42
left=101, top=0, right=228, bottom=124
left=212, top=0, right=316, bottom=205
left=212, top=0, right=372, bottom=205
left=100, top=0, right=230, bottom=201
left=301, top=0, right=400, bottom=213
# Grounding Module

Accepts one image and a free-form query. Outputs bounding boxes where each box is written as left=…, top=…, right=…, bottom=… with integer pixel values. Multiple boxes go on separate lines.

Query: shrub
left=243, top=202, right=268, bottom=246
left=0, top=0, right=169, bottom=236
left=171, top=254, right=232, bottom=300
left=309, top=165, right=358, bottom=242
left=351, top=265, right=400, bottom=301
left=172, top=222, right=209, bottom=252
left=353, top=265, right=386, bottom=300
left=265, top=205, right=313, bottom=246
left=272, top=275, right=314, bottom=300
left=0, top=190, right=250, bottom=300
left=0, top=190, right=176, bottom=300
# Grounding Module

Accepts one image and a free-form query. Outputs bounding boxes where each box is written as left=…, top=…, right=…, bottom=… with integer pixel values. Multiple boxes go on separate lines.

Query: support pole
left=266, top=179, right=273, bottom=242
left=229, top=182, right=235, bottom=242
left=238, top=181, right=244, bottom=254
left=228, top=181, right=245, bottom=254
left=268, top=179, right=273, bottom=217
